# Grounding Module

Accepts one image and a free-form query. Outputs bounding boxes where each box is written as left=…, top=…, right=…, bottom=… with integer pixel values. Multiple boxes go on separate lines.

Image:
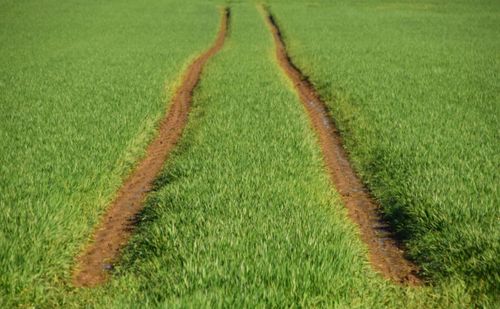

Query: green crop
left=1, top=0, right=497, bottom=307
left=0, top=0, right=220, bottom=306
left=69, top=3, right=472, bottom=307
left=267, top=0, right=499, bottom=305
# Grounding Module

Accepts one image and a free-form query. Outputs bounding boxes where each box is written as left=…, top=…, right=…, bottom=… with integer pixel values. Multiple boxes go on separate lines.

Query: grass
left=0, top=0, right=220, bottom=306
left=66, top=3, right=469, bottom=307
left=0, top=0, right=497, bottom=307
left=266, top=0, right=499, bottom=305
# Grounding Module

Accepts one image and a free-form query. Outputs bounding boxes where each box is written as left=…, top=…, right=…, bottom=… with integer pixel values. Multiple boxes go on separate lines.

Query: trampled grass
left=0, top=0, right=220, bottom=306
left=267, top=0, right=499, bottom=305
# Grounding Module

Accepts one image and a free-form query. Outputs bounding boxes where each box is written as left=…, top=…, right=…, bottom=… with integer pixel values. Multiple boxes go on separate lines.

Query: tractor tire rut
left=264, top=9, right=421, bottom=285
left=72, top=8, right=229, bottom=287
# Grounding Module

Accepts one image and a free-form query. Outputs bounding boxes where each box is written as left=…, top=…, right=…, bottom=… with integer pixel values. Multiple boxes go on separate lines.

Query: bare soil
left=72, top=9, right=229, bottom=287
left=264, top=11, right=421, bottom=285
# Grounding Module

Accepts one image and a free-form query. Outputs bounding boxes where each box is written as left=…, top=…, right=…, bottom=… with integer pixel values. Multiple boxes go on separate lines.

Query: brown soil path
left=72, top=8, right=229, bottom=287
left=263, top=10, right=421, bottom=285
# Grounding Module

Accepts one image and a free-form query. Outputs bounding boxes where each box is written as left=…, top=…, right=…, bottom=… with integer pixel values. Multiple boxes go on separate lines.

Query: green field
left=1, top=0, right=498, bottom=307
left=268, top=0, right=499, bottom=302
left=0, top=0, right=220, bottom=305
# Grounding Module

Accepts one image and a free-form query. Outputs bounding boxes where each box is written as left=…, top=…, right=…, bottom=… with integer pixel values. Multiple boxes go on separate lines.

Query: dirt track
left=72, top=8, right=229, bottom=287
left=264, top=10, right=421, bottom=285
left=72, top=5, right=419, bottom=287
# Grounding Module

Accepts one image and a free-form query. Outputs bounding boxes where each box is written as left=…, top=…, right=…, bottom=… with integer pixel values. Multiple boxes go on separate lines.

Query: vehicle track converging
left=262, top=7, right=421, bottom=285
left=72, top=8, right=229, bottom=287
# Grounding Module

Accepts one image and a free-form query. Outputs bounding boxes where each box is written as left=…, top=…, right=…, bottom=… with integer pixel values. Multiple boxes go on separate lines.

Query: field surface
left=0, top=0, right=219, bottom=306
left=0, top=0, right=498, bottom=307
left=268, top=0, right=499, bottom=304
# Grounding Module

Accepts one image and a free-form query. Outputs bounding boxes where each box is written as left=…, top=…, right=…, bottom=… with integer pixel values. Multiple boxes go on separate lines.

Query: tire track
left=263, top=8, right=421, bottom=285
left=72, top=8, right=229, bottom=287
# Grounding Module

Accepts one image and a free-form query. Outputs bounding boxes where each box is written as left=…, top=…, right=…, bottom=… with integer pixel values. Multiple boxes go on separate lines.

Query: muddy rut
left=72, top=8, right=229, bottom=287
left=264, top=10, right=420, bottom=285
